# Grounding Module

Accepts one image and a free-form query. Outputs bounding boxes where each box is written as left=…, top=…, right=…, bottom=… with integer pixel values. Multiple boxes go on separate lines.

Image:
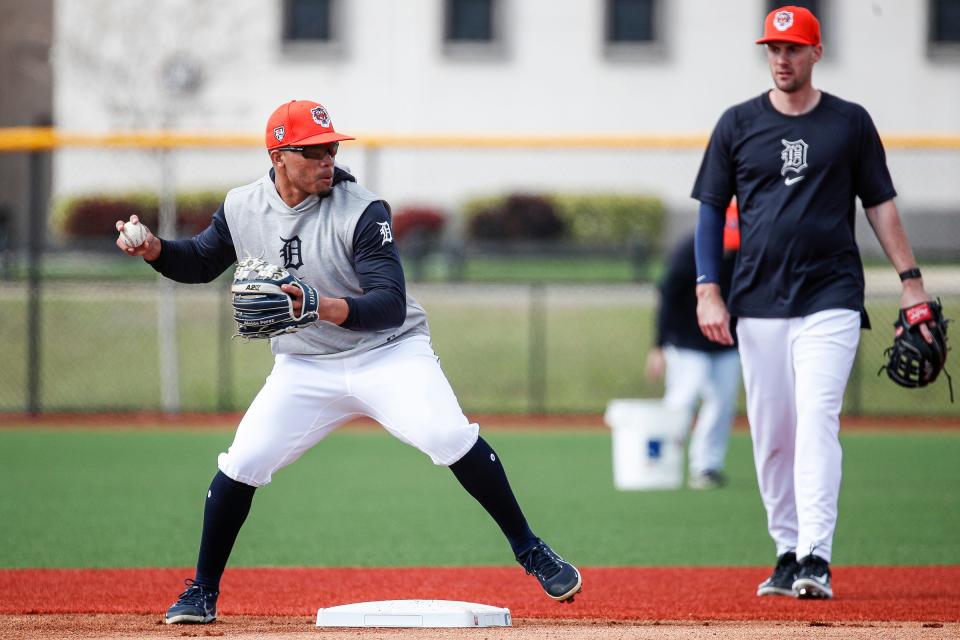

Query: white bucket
left=603, top=399, right=691, bottom=490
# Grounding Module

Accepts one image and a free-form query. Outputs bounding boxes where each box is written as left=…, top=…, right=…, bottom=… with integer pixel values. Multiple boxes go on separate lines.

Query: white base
left=316, top=599, right=512, bottom=628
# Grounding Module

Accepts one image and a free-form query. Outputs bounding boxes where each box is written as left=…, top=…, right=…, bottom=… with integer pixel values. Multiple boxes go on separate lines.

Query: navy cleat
left=757, top=551, right=800, bottom=597
left=164, top=579, right=219, bottom=624
left=793, top=555, right=833, bottom=599
left=516, top=539, right=582, bottom=603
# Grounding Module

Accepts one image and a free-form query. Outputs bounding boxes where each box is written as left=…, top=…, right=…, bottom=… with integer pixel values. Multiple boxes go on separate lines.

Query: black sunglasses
left=277, top=142, right=339, bottom=160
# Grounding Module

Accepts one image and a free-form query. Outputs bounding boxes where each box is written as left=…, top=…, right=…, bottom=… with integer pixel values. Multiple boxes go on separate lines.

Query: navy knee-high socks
left=449, top=436, right=538, bottom=556
left=193, top=470, right=256, bottom=590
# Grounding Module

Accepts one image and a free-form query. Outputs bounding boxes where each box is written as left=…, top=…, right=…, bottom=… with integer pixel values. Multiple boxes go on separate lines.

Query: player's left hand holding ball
left=115, top=215, right=160, bottom=260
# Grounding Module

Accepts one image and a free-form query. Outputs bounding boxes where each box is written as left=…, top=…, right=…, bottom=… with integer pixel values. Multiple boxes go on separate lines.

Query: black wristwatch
left=898, top=267, right=922, bottom=282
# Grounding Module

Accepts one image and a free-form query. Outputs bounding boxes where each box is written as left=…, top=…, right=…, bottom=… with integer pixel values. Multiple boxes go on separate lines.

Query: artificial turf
left=1, top=427, right=957, bottom=568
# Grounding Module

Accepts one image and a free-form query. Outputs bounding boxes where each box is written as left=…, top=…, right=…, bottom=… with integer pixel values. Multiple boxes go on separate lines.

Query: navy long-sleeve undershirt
left=694, top=200, right=725, bottom=285
left=340, top=202, right=408, bottom=331
left=148, top=205, right=237, bottom=284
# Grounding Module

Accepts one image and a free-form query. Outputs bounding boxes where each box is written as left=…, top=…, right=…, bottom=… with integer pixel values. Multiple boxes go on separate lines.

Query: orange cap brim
left=267, top=131, right=356, bottom=150
left=756, top=34, right=818, bottom=45
left=294, top=131, right=356, bottom=145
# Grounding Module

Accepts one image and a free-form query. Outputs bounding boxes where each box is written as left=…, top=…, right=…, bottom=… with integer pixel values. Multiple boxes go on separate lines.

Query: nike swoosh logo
left=808, top=574, right=829, bottom=585
left=784, top=176, right=805, bottom=186
left=696, top=275, right=706, bottom=283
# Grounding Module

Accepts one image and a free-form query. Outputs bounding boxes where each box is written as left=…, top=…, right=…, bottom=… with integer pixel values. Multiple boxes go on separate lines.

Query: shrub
left=462, top=192, right=665, bottom=247
left=553, top=194, right=665, bottom=247
left=52, top=191, right=226, bottom=239
left=466, top=194, right=568, bottom=241
left=391, top=206, right=447, bottom=245
left=391, top=205, right=449, bottom=281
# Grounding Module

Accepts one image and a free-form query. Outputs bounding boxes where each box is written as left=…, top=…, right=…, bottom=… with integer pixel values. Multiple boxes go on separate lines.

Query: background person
left=645, top=202, right=741, bottom=489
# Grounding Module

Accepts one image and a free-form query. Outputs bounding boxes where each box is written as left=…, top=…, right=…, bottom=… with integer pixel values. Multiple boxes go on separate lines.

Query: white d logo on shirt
left=377, top=221, right=394, bottom=246
left=780, top=138, right=808, bottom=175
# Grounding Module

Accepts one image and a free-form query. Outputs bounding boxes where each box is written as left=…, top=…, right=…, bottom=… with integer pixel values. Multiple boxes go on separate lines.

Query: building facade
left=50, top=0, right=960, bottom=249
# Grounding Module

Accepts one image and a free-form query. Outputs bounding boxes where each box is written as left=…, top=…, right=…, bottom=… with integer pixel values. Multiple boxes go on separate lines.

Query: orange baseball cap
left=265, top=100, right=355, bottom=150
left=756, top=6, right=821, bottom=46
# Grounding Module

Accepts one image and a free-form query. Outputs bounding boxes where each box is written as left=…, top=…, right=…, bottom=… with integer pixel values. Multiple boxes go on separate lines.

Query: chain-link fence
left=1, top=133, right=957, bottom=417
left=1, top=278, right=958, bottom=416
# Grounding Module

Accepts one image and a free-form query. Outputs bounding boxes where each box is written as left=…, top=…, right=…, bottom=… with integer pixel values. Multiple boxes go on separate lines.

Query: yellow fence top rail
left=1, top=127, right=959, bottom=151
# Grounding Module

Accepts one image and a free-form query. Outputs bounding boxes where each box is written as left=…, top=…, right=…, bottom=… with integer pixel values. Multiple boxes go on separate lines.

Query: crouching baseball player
left=114, top=99, right=581, bottom=624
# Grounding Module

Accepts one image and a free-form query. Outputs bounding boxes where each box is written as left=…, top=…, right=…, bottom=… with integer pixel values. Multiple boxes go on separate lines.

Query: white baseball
left=119, top=220, right=148, bottom=248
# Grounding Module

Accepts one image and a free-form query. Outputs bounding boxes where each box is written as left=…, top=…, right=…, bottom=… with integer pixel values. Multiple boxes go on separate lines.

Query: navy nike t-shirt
left=691, top=91, right=896, bottom=320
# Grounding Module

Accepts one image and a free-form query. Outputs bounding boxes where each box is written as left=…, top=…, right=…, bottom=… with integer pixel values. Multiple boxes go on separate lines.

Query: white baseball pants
left=736, top=309, right=861, bottom=562
left=218, top=335, right=480, bottom=487
left=662, top=346, right=742, bottom=475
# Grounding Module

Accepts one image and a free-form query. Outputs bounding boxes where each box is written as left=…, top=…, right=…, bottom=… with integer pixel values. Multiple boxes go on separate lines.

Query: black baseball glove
left=879, top=299, right=952, bottom=401
left=231, top=257, right=320, bottom=339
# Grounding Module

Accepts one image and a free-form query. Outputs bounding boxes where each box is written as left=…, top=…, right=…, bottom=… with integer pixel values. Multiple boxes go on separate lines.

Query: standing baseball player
left=692, top=6, right=935, bottom=599
left=114, top=99, right=581, bottom=625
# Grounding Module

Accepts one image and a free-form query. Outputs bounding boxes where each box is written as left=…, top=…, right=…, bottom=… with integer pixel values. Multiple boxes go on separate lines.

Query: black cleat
left=516, top=539, right=582, bottom=602
left=757, top=551, right=800, bottom=597
left=164, top=579, right=218, bottom=624
left=793, top=555, right=833, bottom=599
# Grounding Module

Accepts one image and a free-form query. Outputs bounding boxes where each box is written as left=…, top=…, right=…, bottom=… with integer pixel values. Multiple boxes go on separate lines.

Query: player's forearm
left=147, top=207, right=237, bottom=283
left=320, top=297, right=350, bottom=326
left=696, top=283, right=724, bottom=302
left=654, top=298, right=667, bottom=347
left=866, top=199, right=932, bottom=306
left=694, top=200, right=725, bottom=284
left=865, top=199, right=920, bottom=274
left=341, top=288, right=407, bottom=331
left=140, top=237, right=162, bottom=262
left=149, top=237, right=235, bottom=283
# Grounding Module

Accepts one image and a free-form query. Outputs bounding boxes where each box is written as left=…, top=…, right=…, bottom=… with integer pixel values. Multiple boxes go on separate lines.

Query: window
left=606, top=0, right=656, bottom=44
left=930, top=0, right=960, bottom=44
left=604, top=0, right=663, bottom=61
left=765, top=0, right=820, bottom=17
left=442, top=0, right=504, bottom=58
left=445, top=0, right=496, bottom=43
left=283, top=0, right=334, bottom=42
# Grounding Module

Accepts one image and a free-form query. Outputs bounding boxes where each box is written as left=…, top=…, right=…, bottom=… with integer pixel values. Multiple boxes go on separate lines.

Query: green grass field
left=1, top=427, right=957, bottom=569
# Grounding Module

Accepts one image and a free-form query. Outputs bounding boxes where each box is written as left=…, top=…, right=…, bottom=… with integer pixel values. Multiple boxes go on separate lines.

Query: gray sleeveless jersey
left=223, top=171, right=429, bottom=357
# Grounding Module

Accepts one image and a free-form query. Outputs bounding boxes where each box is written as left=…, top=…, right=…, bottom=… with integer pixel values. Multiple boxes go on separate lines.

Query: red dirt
left=2, top=566, right=958, bottom=623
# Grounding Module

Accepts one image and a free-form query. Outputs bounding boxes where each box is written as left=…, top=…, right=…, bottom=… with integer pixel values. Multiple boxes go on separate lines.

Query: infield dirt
left=2, top=566, right=958, bottom=639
